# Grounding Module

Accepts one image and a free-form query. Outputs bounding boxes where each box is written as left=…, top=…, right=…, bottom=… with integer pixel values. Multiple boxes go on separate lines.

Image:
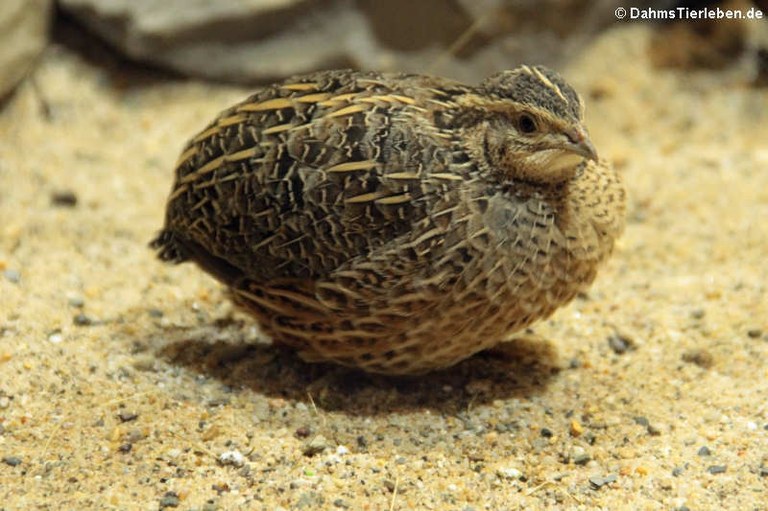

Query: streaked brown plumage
left=151, top=66, right=626, bottom=375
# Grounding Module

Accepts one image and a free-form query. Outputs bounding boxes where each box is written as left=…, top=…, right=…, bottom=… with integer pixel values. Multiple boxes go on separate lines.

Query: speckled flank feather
left=152, top=67, right=626, bottom=374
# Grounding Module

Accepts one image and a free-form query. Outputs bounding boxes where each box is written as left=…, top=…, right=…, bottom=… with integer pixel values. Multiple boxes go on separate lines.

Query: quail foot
left=152, top=65, right=626, bottom=375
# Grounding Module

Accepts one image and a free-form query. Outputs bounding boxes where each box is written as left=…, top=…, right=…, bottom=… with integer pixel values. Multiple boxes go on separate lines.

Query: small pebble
left=496, top=466, right=523, bottom=480
left=588, top=474, right=617, bottom=489
left=2, top=456, right=22, bottom=466
left=294, top=426, right=312, bottom=439
left=147, top=308, right=164, bottom=318
left=296, top=491, right=324, bottom=508
left=159, top=492, right=180, bottom=508
left=747, top=328, right=763, bottom=339
left=540, top=427, right=554, bottom=438
left=302, top=435, right=329, bottom=457
left=333, top=498, right=350, bottom=508
left=125, top=429, right=147, bottom=443
left=211, top=482, right=230, bottom=494
left=690, top=309, right=706, bottom=320
left=573, top=452, right=591, bottom=466
left=608, top=333, right=634, bottom=354
left=73, top=313, right=95, bottom=326
left=50, top=189, right=78, bottom=207
left=118, top=443, right=132, bottom=453
left=132, top=355, right=156, bottom=372
left=672, top=466, right=685, bottom=477
left=218, top=450, right=245, bottom=467
left=117, top=411, right=139, bottom=423
left=3, top=269, right=20, bottom=284
left=707, top=465, right=727, bottom=475
left=633, top=416, right=650, bottom=427
left=681, top=349, right=714, bottom=369
left=647, top=424, right=662, bottom=436
left=207, top=396, right=231, bottom=407
left=569, top=419, right=584, bottom=437
left=165, top=448, right=182, bottom=460
left=67, top=296, right=85, bottom=308
left=570, top=445, right=591, bottom=465
left=758, top=466, right=768, bottom=477
left=48, top=331, right=63, bottom=344
left=697, top=446, right=712, bottom=456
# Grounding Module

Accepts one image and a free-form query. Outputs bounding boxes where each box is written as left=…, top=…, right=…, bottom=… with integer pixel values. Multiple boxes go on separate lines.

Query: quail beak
left=565, top=127, right=599, bottom=162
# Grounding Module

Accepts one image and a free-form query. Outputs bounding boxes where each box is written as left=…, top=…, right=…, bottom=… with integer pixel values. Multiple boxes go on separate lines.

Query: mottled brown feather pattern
left=152, top=67, right=626, bottom=374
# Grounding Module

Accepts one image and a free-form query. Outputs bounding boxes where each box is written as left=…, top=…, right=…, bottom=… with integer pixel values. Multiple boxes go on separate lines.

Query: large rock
left=59, top=0, right=643, bottom=84
left=0, top=0, right=53, bottom=98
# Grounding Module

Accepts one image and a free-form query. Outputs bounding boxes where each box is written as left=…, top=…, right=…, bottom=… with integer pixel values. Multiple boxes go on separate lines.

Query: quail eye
left=518, top=114, right=538, bottom=134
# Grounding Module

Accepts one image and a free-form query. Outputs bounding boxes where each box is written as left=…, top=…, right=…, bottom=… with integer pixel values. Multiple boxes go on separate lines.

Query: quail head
left=152, top=65, right=626, bottom=375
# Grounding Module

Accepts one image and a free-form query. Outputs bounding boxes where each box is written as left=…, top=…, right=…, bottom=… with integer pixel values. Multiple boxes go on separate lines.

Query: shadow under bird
left=151, top=65, right=626, bottom=375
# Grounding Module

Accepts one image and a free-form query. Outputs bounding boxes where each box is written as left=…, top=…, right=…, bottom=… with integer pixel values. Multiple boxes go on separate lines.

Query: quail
left=151, top=66, right=626, bottom=375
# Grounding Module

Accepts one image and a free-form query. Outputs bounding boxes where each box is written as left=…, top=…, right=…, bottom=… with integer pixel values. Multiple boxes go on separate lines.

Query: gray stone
left=57, top=0, right=673, bottom=84
left=59, top=0, right=370, bottom=82
left=0, top=0, right=52, bottom=98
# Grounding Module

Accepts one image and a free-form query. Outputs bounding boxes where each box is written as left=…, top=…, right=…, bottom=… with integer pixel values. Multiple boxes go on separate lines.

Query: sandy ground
left=1, top=23, right=767, bottom=511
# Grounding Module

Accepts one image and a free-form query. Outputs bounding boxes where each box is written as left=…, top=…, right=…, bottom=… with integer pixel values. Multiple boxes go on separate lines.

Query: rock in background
left=58, top=0, right=636, bottom=84
left=0, top=0, right=53, bottom=98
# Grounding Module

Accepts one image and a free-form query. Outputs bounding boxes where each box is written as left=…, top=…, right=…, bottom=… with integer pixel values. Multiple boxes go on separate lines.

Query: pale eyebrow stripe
left=531, top=67, right=568, bottom=104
